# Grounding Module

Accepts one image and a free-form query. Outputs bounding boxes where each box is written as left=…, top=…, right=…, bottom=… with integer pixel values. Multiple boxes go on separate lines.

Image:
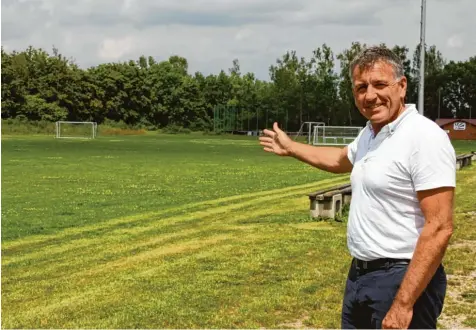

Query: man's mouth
left=366, top=104, right=384, bottom=111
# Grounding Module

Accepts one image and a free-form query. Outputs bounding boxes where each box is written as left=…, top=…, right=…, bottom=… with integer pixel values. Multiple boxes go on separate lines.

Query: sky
left=2, top=0, right=475, bottom=80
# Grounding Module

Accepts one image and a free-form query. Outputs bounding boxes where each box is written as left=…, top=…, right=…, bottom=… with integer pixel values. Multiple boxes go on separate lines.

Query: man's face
left=351, top=61, right=407, bottom=127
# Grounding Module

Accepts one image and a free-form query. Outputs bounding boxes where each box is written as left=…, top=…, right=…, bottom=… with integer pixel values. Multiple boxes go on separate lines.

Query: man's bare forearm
left=289, top=141, right=352, bottom=173
left=393, top=220, right=453, bottom=308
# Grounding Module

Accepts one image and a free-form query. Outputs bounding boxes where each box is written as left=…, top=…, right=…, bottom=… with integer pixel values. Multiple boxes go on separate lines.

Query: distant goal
left=55, top=121, right=98, bottom=139
left=312, top=125, right=363, bottom=146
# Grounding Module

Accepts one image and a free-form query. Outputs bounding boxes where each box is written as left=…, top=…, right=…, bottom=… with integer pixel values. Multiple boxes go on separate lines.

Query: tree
left=1, top=44, right=474, bottom=130
left=337, top=42, right=366, bottom=126
left=442, top=57, right=476, bottom=119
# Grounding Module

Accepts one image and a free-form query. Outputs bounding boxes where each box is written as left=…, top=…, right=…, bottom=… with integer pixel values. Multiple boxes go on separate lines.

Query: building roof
left=435, top=118, right=476, bottom=127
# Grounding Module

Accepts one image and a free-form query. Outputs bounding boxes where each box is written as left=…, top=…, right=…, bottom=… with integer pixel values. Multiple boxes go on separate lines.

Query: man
left=259, top=46, right=455, bottom=329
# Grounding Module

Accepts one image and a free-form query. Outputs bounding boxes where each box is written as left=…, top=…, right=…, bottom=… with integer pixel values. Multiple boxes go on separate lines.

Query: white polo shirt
left=346, top=104, right=456, bottom=261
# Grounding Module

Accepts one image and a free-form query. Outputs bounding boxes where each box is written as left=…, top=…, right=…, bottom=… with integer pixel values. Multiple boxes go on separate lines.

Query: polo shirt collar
left=366, top=104, right=418, bottom=137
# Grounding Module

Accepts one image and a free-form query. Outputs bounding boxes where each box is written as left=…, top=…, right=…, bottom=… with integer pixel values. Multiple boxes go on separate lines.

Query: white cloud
left=447, top=35, right=464, bottom=49
left=235, top=28, right=254, bottom=42
left=98, top=36, right=135, bottom=61
left=2, top=0, right=475, bottom=79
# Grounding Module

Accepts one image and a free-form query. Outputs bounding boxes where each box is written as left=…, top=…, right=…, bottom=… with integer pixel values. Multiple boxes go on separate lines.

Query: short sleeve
left=410, top=128, right=456, bottom=191
left=347, top=127, right=367, bottom=165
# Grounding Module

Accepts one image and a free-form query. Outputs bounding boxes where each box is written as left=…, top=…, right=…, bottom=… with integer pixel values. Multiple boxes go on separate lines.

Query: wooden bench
left=456, top=152, right=474, bottom=170
left=307, top=183, right=351, bottom=219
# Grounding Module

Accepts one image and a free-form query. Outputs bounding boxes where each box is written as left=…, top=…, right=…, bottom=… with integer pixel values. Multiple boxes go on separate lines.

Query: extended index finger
left=259, top=136, right=274, bottom=143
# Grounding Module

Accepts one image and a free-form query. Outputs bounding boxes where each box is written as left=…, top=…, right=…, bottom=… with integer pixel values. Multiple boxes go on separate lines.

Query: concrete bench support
left=308, top=183, right=351, bottom=219
left=456, top=153, right=473, bottom=170
left=309, top=191, right=343, bottom=219
left=341, top=186, right=352, bottom=205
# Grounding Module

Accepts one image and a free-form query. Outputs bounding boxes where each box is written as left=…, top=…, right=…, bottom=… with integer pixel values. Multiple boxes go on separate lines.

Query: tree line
left=1, top=42, right=475, bottom=132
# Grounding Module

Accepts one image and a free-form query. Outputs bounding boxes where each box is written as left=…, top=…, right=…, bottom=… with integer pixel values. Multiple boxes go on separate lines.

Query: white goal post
left=294, top=121, right=326, bottom=144
left=55, top=121, right=98, bottom=139
left=312, top=125, right=363, bottom=146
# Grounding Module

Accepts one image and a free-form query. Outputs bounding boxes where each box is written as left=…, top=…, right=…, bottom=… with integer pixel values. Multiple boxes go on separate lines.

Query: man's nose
left=364, top=86, right=378, bottom=103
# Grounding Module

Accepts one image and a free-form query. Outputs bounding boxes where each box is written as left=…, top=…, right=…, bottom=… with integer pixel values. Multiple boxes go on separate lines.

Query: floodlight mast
left=418, top=0, right=426, bottom=116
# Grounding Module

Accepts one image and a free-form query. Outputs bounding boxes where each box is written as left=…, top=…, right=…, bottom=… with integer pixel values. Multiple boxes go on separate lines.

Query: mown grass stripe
left=3, top=176, right=349, bottom=328
left=2, top=235, right=232, bottom=327
left=2, top=175, right=349, bottom=253
left=2, top=196, right=323, bottom=280
left=3, top=178, right=348, bottom=266
left=1, top=196, right=335, bottom=322
left=2, top=226, right=301, bottom=325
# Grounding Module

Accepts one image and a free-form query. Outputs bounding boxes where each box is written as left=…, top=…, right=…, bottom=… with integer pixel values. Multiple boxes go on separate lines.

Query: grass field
left=1, top=133, right=475, bottom=328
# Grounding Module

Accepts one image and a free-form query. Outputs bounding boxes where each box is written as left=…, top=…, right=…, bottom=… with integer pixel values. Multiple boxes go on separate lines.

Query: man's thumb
left=273, top=122, right=282, bottom=133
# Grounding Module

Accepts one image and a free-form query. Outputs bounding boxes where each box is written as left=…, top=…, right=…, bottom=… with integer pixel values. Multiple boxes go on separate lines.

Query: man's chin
left=368, top=114, right=387, bottom=124
left=370, top=116, right=386, bottom=123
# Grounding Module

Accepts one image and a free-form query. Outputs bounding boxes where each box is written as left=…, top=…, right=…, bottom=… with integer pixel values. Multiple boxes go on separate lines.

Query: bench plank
left=307, top=183, right=351, bottom=198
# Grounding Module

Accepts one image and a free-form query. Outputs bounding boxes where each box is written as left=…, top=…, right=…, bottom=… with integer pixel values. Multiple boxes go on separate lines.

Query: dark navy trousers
left=341, top=259, right=447, bottom=329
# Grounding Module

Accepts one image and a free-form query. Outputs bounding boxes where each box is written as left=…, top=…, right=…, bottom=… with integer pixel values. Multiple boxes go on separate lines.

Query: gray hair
left=349, top=46, right=404, bottom=84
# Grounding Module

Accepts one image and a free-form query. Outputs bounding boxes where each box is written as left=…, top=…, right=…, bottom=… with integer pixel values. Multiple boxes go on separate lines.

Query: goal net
left=312, top=125, right=363, bottom=146
left=56, top=121, right=98, bottom=139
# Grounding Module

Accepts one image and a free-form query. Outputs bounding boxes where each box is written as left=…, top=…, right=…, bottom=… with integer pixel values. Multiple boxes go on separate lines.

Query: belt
left=353, top=258, right=410, bottom=271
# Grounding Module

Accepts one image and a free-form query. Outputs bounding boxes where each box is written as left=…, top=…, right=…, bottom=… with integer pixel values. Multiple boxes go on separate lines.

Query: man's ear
left=399, top=76, right=408, bottom=99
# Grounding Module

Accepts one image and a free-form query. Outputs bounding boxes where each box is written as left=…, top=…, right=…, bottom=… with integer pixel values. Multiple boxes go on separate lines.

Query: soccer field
left=2, top=134, right=475, bottom=328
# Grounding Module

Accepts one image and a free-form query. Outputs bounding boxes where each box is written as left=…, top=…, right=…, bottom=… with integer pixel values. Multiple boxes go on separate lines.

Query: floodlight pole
left=418, top=0, right=426, bottom=116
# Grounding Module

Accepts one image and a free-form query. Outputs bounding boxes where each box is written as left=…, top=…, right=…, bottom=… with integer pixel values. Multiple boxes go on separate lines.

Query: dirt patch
left=439, top=313, right=471, bottom=330
left=279, top=314, right=312, bottom=329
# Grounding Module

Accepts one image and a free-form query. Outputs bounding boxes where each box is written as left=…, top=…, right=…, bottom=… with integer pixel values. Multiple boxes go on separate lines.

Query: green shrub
left=1, top=118, right=56, bottom=135
left=162, top=124, right=191, bottom=134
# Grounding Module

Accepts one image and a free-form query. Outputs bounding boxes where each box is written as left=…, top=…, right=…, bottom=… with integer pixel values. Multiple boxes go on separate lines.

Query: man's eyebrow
left=372, top=79, right=389, bottom=84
